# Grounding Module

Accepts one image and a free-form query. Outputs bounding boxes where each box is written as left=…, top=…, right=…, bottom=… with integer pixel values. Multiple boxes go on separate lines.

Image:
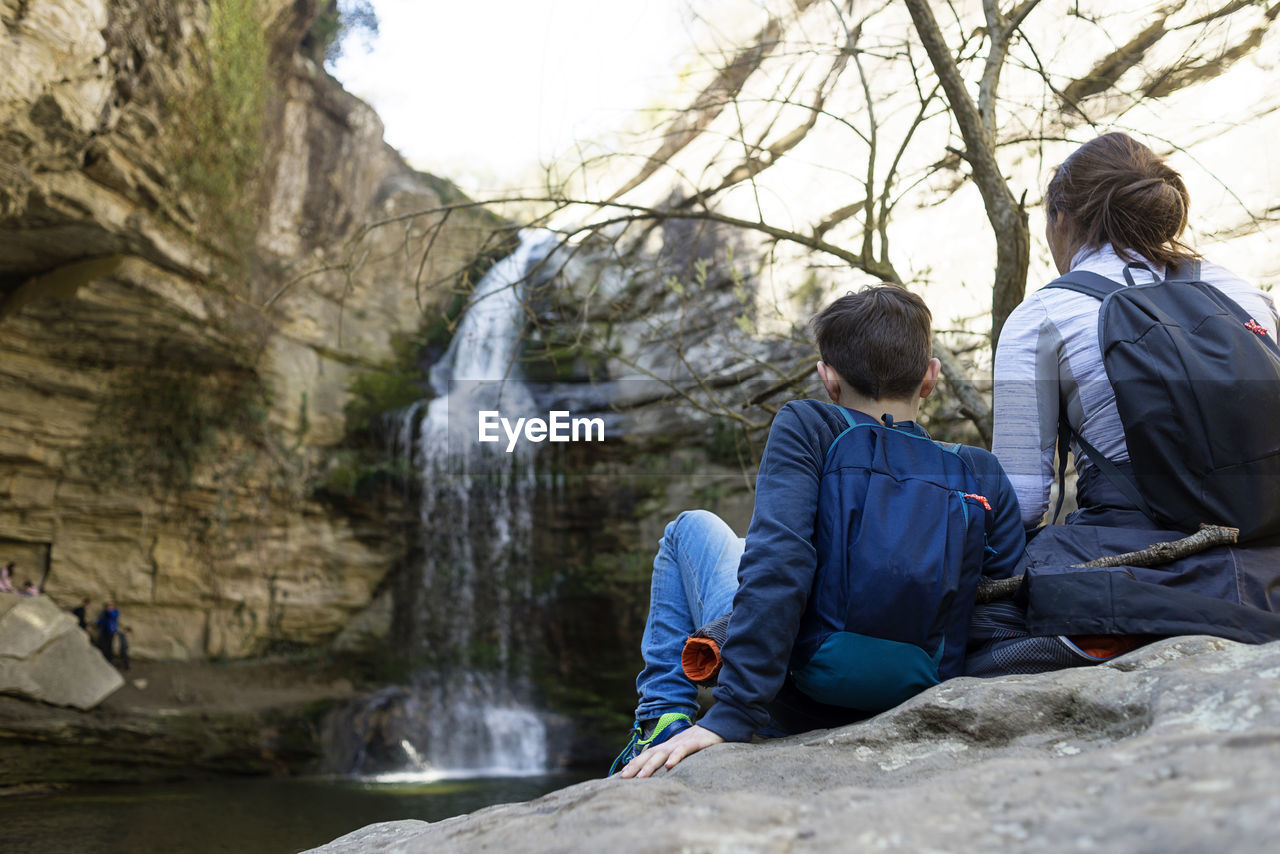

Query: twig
left=974, top=523, right=1240, bottom=604
left=974, top=574, right=1022, bottom=604
left=745, top=363, right=814, bottom=407
left=1074, top=523, right=1239, bottom=568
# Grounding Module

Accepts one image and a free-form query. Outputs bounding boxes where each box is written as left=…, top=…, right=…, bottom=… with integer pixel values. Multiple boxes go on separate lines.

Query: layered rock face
left=0, top=0, right=495, bottom=659
left=311, top=636, right=1280, bottom=853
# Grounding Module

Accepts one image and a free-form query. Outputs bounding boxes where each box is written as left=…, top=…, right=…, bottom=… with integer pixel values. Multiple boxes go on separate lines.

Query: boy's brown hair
left=811, top=286, right=932, bottom=400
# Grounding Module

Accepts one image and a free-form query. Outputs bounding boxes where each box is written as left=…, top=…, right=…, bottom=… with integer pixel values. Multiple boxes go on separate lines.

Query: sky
left=330, top=0, right=704, bottom=193
left=326, top=2, right=1280, bottom=311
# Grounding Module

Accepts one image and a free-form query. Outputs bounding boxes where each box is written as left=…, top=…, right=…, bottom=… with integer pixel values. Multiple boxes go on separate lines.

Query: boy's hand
left=618, top=724, right=724, bottom=778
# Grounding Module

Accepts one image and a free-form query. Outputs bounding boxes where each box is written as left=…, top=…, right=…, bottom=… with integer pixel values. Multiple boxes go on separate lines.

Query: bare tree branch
left=1060, top=17, right=1170, bottom=105
left=978, top=1, right=1042, bottom=142
left=903, top=0, right=1031, bottom=343
left=607, top=0, right=823, bottom=201
left=678, top=46, right=850, bottom=209
left=1146, top=3, right=1279, bottom=98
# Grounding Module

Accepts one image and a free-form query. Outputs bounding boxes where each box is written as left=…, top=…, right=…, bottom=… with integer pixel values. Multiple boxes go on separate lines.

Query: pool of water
left=0, top=772, right=589, bottom=854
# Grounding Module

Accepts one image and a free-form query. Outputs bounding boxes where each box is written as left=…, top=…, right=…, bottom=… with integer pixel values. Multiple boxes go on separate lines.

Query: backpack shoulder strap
left=825, top=404, right=860, bottom=458
left=1054, top=414, right=1157, bottom=525
left=1041, top=270, right=1124, bottom=301
left=1160, top=259, right=1264, bottom=327
left=1162, top=259, right=1204, bottom=283
left=1041, top=270, right=1151, bottom=522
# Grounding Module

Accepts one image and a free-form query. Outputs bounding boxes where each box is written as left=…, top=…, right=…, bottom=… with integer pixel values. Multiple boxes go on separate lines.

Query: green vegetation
left=315, top=234, right=513, bottom=500
left=522, top=334, right=610, bottom=383
left=343, top=328, right=440, bottom=428
left=314, top=325, right=443, bottom=500
left=523, top=451, right=674, bottom=749
left=165, top=0, right=270, bottom=273
left=343, top=364, right=425, bottom=436
left=303, top=0, right=380, bottom=66
left=532, top=543, right=654, bottom=750
left=303, top=1, right=343, bottom=60
left=705, top=416, right=753, bottom=468
left=76, top=365, right=270, bottom=492
left=315, top=448, right=414, bottom=500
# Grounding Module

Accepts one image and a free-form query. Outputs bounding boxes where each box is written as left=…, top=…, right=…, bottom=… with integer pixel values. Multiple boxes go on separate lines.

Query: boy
left=616, top=286, right=1024, bottom=778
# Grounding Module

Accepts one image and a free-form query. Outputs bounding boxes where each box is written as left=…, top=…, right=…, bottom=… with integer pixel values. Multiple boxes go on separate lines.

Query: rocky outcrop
left=0, top=656, right=354, bottom=784
left=0, top=593, right=122, bottom=708
left=309, top=636, right=1280, bottom=853
left=0, top=698, right=323, bottom=784
left=0, top=1, right=497, bottom=659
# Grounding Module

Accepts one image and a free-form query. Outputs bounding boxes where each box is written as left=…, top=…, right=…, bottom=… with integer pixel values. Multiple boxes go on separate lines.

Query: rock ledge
left=309, top=636, right=1280, bottom=853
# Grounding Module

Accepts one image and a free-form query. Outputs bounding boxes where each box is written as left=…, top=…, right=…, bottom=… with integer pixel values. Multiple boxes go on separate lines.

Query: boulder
left=308, top=636, right=1280, bottom=853
left=0, top=593, right=123, bottom=709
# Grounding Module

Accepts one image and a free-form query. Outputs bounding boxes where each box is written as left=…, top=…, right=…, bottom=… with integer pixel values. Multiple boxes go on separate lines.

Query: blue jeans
left=634, top=510, right=742, bottom=722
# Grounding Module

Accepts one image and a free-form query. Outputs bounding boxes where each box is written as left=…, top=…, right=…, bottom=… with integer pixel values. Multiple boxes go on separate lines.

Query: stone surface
left=331, top=588, right=392, bottom=653
left=308, top=637, right=1280, bottom=853
left=0, top=656, right=356, bottom=784
left=0, top=593, right=122, bottom=709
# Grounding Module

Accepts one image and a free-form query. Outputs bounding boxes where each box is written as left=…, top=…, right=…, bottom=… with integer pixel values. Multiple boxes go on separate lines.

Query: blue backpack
left=1044, top=262, right=1280, bottom=541
left=789, top=406, right=991, bottom=712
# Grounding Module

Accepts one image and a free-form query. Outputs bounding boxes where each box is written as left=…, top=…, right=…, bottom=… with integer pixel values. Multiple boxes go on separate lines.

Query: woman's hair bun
left=1047, top=133, right=1196, bottom=267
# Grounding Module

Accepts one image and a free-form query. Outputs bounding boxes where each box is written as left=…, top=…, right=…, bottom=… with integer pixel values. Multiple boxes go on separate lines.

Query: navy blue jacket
left=699, top=399, right=1025, bottom=742
left=96, top=608, right=119, bottom=635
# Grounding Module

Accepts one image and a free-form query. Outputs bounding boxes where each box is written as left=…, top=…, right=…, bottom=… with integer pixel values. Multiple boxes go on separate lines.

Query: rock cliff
left=0, top=0, right=497, bottom=659
left=310, top=636, right=1280, bottom=853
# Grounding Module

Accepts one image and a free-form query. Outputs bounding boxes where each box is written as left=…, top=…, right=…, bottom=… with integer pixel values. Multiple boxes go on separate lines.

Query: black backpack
left=1044, top=261, right=1280, bottom=541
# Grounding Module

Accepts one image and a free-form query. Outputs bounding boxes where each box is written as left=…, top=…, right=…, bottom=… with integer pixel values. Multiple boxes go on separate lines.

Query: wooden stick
left=1072, top=523, right=1239, bottom=568
left=974, top=575, right=1022, bottom=604
left=974, top=523, right=1240, bottom=604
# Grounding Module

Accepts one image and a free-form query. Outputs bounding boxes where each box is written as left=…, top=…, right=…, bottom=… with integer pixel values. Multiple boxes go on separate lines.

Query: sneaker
left=608, top=712, right=692, bottom=775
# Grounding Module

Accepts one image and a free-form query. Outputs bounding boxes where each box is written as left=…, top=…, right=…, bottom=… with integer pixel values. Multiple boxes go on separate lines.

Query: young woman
left=993, top=132, right=1278, bottom=530
left=970, top=133, right=1280, bottom=675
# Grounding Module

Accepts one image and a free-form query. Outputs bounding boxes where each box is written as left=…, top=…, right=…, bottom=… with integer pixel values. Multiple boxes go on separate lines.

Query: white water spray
left=389, top=231, right=557, bottom=778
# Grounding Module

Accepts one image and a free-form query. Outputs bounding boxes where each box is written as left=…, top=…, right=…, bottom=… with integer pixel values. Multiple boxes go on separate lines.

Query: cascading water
left=343, top=231, right=559, bottom=780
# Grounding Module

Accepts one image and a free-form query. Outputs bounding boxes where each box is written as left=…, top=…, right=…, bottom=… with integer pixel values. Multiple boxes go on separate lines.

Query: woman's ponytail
left=1046, top=133, right=1197, bottom=268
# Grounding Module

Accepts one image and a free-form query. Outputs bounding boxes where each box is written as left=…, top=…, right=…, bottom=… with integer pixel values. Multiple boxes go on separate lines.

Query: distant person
left=71, top=597, right=91, bottom=630
left=0, top=562, right=15, bottom=593
left=19, top=580, right=39, bottom=597
left=95, top=601, right=120, bottom=663
left=117, top=627, right=132, bottom=671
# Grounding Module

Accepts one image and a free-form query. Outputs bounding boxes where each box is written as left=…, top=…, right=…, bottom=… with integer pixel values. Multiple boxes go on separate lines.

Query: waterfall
left=371, top=230, right=557, bottom=780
